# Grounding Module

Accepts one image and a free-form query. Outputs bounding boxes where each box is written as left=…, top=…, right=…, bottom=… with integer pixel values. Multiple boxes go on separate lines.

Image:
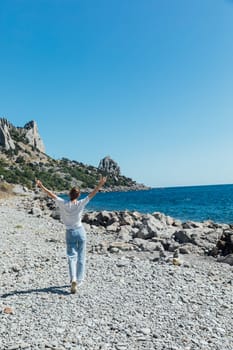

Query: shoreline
left=3, top=192, right=233, bottom=264
left=3, top=182, right=233, bottom=223
left=0, top=194, right=233, bottom=350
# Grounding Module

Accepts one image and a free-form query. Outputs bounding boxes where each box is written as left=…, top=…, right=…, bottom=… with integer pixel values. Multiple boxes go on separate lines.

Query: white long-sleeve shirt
left=55, top=196, right=89, bottom=229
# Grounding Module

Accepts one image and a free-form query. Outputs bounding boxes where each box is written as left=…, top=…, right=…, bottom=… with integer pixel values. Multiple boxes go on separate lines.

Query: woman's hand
left=36, top=179, right=42, bottom=188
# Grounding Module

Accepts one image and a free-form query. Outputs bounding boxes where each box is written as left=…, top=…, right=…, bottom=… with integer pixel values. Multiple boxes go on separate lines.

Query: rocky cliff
left=0, top=118, right=16, bottom=150
left=0, top=118, right=45, bottom=153
left=23, top=121, right=45, bottom=153
left=0, top=118, right=149, bottom=191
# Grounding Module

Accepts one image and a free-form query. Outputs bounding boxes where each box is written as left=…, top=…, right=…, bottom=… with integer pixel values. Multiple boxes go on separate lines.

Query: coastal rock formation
left=24, top=120, right=45, bottom=153
left=0, top=118, right=15, bottom=150
left=98, top=156, right=120, bottom=176
left=83, top=212, right=231, bottom=261
left=0, top=118, right=147, bottom=191
left=0, top=117, right=45, bottom=153
left=27, top=194, right=233, bottom=265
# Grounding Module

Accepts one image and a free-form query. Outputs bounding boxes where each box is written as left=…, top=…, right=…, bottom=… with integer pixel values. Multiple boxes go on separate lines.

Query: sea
left=77, top=184, right=233, bottom=224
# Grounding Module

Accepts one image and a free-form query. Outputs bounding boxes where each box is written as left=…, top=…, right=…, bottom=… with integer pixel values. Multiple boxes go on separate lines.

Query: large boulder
left=209, top=229, right=233, bottom=259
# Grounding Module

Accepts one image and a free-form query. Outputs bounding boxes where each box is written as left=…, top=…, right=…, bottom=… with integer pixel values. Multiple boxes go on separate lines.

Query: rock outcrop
left=98, top=156, right=120, bottom=176
left=0, top=118, right=15, bottom=150
left=24, top=121, right=45, bottom=153
left=0, top=118, right=45, bottom=153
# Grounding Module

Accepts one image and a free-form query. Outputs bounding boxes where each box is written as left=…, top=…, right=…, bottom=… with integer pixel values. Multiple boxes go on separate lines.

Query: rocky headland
left=0, top=118, right=149, bottom=192
left=0, top=192, right=232, bottom=350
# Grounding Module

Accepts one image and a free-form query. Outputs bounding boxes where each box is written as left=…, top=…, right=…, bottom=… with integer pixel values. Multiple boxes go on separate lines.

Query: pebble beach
left=0, top=194, right=233, bottom=350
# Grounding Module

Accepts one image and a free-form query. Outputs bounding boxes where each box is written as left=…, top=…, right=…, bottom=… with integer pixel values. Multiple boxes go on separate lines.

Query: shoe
left=71, top=281, right=77, bottom=294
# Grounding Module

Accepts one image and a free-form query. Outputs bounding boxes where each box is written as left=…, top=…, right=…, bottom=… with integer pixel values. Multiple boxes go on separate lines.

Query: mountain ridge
left=0, top=118, right=149, bottom=192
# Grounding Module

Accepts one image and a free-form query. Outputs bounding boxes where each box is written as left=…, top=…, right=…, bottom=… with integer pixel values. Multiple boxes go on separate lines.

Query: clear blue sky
left=1, top=0, right=233, bottom=187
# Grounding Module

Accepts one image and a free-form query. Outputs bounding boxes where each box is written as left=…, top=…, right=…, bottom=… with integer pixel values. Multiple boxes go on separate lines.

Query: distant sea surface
left=76, top=184, right=233, bottom=224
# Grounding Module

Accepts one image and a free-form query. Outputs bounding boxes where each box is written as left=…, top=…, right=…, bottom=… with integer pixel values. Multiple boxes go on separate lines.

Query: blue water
left=78, top=184, right=233, bottom=224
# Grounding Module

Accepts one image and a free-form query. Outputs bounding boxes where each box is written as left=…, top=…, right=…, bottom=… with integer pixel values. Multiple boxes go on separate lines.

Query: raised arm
left=36, top=179, right=57, bottom=200
left=88, top=176, right=107, bottom=200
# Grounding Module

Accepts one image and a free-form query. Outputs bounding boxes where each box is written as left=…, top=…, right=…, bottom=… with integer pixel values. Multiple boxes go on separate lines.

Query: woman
left=36, top=176, right=107, bottom=294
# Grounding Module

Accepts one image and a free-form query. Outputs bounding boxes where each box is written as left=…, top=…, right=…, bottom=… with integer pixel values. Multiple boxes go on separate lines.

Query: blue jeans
left=66, top=226, right=86, bottom=283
